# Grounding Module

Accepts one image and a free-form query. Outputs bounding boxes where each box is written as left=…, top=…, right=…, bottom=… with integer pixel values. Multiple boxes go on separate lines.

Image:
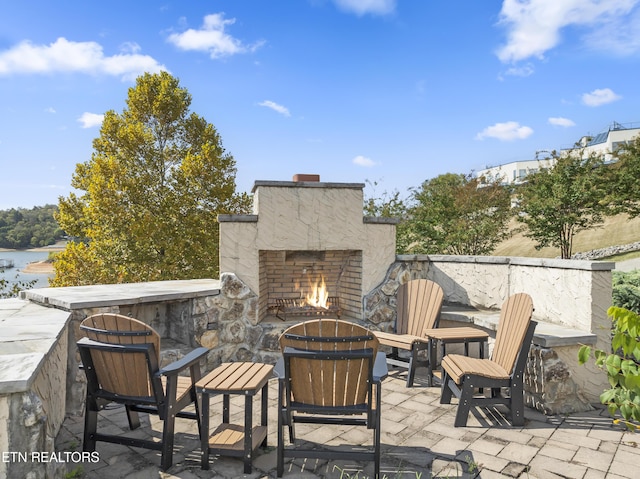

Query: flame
left=303, top=276, right=329, bottom=309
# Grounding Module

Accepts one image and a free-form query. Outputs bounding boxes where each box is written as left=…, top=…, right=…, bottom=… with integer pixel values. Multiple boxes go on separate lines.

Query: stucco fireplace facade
left=218, top=176, right=397, bottom=322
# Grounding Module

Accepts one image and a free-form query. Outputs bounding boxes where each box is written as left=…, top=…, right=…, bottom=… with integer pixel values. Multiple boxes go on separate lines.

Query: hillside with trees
left=0, top=205, right=65, bottom=249
left=365, top=134, right=640, bottom=260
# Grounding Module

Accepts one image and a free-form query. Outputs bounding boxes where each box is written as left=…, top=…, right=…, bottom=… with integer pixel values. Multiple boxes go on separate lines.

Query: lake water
left=0, top=251, right=53, bottom=291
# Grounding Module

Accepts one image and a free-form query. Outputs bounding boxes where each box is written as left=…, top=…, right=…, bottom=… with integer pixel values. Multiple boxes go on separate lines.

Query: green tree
left=515, top=150, right=609, bottom=259
left=363, top=180, right=410, bottom=253
left=606, top=134, right=640, bottom=218
left=53, top=72, right=250, bottom=286
left=402, top=172, right=512, bottom=255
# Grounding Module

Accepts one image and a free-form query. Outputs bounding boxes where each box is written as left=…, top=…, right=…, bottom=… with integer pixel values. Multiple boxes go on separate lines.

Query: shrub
left=612, top=270, right=640, bottom=313
left=579, top=306, right=640, bottom=431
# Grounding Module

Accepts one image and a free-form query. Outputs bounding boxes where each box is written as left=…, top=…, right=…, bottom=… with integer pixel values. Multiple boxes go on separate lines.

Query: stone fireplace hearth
left=218, top=175, right=398, bottom=323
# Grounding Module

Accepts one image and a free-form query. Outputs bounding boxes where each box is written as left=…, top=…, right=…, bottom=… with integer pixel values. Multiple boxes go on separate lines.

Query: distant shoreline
left=0, top=242, right=65, bottom=275
left=0, top=241, right=66, bottom=253
left=22, top=261, right=55, bottom=274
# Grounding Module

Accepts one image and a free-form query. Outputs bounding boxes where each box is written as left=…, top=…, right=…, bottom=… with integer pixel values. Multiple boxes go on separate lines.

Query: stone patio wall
left=1, top=254, right=615, bottom=477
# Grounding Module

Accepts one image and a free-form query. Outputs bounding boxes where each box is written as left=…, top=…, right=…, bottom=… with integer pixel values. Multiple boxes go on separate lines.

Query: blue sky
left=1, top=0, right=639, bottom=209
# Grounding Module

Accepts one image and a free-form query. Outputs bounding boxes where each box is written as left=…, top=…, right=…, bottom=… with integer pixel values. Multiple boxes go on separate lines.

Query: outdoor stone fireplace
left=218, top=175, right=398, bottom=323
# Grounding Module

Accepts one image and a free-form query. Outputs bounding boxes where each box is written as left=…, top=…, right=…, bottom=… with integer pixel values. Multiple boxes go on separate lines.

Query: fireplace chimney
left=292, top=174, right=320, bottom=182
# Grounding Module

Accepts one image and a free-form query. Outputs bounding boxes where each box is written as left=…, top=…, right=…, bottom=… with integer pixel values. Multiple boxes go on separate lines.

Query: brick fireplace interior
left=259, top=249, right=363, bottom=321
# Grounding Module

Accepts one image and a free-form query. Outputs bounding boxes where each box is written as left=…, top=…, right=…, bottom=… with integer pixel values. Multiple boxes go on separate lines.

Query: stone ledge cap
left=21, top=279, right=221, bottom=310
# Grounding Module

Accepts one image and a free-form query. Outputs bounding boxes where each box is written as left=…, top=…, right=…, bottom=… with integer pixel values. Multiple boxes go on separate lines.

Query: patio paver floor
left=55, top=368, right=639, bottom=479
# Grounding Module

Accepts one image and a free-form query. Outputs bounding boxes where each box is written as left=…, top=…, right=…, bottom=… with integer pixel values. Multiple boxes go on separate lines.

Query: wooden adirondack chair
left=275, top=318, right=388, bottom=479
left=440, top=293, right=536, bottom=427
left=374, top=279, right=444, bottom=386
left=77, top=313, right=209, bottom=470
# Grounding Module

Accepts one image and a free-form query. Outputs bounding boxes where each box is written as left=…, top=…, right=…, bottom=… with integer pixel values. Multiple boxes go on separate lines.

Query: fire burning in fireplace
left=303, top=276, right=329, bottom=309
left=273, top=275, right=342, bottom=321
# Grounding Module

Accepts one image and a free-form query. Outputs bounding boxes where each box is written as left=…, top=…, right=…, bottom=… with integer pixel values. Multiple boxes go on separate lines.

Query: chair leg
left=125, top=406, right=141, bottom=430
left=454, top=379, right=473, bottom=427
left=406, top=349, right=417, bottom=387
left=83, top=404, right=98, bottom=452
left=161, top=377, right=179, bottom=471
left=440, top=371, right=453, bottom=404
left=277, top=407, right=284, bottom=477
left=510, top=381, right=525, bottom=427
left=373, top=383, right=382, bottom=479
left=160, top=412, right=176, bottom=471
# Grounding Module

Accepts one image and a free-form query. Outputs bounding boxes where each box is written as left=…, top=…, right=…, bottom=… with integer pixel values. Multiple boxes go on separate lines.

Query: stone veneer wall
left=0, top=307, right=69, bottom=479
left=364, top=254, right=613, bottom=412
left=2, top=252, right=615, bottom=476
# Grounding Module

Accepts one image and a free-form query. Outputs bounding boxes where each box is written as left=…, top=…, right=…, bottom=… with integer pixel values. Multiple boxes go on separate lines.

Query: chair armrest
left=157, top=347, right=209, bottom=377
left=273, top=357, right=285, bottom=380
left=373, top=351, right=388, bottom=382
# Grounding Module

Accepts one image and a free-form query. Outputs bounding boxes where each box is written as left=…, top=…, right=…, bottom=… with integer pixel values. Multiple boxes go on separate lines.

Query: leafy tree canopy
left=0, top=205, right=64, bottom=249
left=515, top=150, right=609, bottom=259
left=605, top=134, right=640, bottom=218
left=401, top=172, right=513, bottom=255
left=53, top=72, right=251, bottom=286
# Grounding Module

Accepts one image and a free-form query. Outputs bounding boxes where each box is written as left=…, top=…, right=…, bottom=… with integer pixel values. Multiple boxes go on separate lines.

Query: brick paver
left=55, top=369, right=638, bottom=478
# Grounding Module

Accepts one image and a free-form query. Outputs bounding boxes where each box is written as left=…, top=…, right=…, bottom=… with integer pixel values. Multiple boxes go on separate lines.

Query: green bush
left=579, top=306, right=640, bottom=431
left=612, top=270, right=640, bottom=313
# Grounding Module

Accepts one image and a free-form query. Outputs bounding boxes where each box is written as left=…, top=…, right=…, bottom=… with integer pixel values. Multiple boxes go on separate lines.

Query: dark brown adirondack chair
left=275, top=318, right=388, bottom=479
left=440, top=293, right=536, bottom=427
left=77, top=313, right=209, bottom=470
left=374, top=279, right=444, bottom=386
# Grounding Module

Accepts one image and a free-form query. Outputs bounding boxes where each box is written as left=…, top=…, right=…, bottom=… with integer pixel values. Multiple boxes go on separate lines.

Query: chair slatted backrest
left=279, top=319, right=378, bottom=408
left=80, top=313, right=161, bottom=399
left=396, top=279, right=444, bottom=336
left=491, top=293, right=534, bottom=373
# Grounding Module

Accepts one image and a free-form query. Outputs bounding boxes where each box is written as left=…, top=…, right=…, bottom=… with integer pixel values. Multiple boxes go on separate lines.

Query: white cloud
left=167, top=13, right=264, bottom=59
left=504, top=63, right=535, bottom=78
left=496, top=0, right=640, bottom=63
left=333, top=0, right=396, bottom=16
left=476, top=121, right=533, bottom=141
left=548, top=117, right=575, bottom=127
left=258, top=100, right=290, bottom=117
left=583, top=6, right=640, bottom=55
left=0, top=37, right=166, bottom=80
left=582, top=88, right=622, bottom=106
left=352, top=155, right=377, bottom=167
left=78, top=112, right=104, bottom=128
left=45, top=107, right=56, bottom=114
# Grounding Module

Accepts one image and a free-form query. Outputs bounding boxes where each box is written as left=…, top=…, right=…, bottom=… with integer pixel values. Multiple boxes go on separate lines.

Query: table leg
left=200, top=392, right=210, bottom=470
left=244, top=394, right=253, bottom=473
left=261, top=383, right=268, bottom=447
left=427, top=338, right=435, bottom=387
left=223, top=394, right=230, bottom=423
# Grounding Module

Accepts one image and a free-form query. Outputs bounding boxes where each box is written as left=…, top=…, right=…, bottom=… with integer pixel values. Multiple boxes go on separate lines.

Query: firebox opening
left=259, top=249, right=363, bottom=322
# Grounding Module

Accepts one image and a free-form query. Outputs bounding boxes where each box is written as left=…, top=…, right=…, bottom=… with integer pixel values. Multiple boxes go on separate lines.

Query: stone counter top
left=441, top=304, right=598, bottom=348
left=0, top=298, right=70, bottom=393
left=20, top=278, right=221, bottom=310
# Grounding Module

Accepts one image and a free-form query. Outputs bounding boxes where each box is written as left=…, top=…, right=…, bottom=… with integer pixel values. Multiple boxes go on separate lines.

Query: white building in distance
left=477, top=121, right=640, bottom=186
left=566, top=121, right=640, bottom=163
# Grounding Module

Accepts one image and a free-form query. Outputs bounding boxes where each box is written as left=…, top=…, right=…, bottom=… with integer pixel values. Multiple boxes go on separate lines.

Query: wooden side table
left=196, top=362, right=274, bottom=473
left=423, top=327, right=489, bottom=386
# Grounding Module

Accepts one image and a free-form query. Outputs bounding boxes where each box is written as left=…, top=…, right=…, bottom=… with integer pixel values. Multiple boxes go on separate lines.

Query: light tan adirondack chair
left=440, top=293, right=536, bottom=427
left=77, top=313, right=209, bottom=470
left=275, top=318, right=388, bottom=479
left=374, top=279, right=444, bottom=386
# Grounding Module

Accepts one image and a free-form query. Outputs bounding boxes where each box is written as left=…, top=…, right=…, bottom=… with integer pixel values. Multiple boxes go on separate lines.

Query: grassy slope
left=492, top=213, right=640, bottom=258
